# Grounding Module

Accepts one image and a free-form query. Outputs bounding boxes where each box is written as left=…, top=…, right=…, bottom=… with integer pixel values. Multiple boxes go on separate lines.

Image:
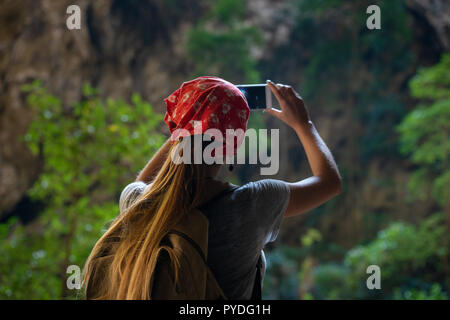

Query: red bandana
left=164, top=76, right=250, bottom=156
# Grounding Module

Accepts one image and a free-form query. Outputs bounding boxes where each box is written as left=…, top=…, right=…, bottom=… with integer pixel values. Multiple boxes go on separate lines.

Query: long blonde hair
left=83, top=139, right=210, bottom=299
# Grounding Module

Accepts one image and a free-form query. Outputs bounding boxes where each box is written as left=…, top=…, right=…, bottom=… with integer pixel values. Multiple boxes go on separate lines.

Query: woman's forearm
left=294, top=121, right=342, bottom=188
left=136, top=138, right=172, bottom=183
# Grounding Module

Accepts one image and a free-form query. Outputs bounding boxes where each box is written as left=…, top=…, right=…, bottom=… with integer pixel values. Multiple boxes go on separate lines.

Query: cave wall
left=0, top=0, right=203, bottom=217
left=407, top=0, right=450, bottom=50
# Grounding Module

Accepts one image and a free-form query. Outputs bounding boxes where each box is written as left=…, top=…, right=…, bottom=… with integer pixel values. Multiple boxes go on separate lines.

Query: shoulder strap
left=164, top=185, right=243, bottom=300
left=250, top=254, right=263, bottom=300
left=167, top=184, right=239, bottom=265
left=168, top=230, right=207, bottom=264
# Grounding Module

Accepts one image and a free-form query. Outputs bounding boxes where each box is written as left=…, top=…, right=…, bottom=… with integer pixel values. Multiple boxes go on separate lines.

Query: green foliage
left=397, top=53, right=450, bottom=206
left=311, top=264, right=351, bottom=299
left=0, top=81, right=163, bottom=299
left=393, top=283, right=448, bottom=300
left=264, top=215, right=447, bottom=300
left=409, top=54, right=450, bottom=100
left=263, top=245, right=303, bottom=299
left=0, top=218, right=61, bottom=299
left=398, top=103, right=449, bottom=166
left=263, top=228, right=343, bottom=299
left=301, top=228, right=322, bottom=247
left=305, top=214, right=448, bottom=299
left=346, top=214, right=446, bottom=287
left=186, top=0, right=262, bottom=82
left=210, top=0, right=245, bottom=25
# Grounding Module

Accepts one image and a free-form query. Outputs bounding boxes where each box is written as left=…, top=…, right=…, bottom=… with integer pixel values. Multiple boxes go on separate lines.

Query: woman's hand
left=265, top=80, right=311, bottom=130
left=265, top=80, right=342, bottom=218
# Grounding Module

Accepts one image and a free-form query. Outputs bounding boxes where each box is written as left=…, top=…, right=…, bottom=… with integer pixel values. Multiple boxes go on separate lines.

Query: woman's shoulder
left=119, top=181, right=152, bottom=213
left=235, top=178, right=290, bottom=193
left=227, top=178, right=290, bottom=203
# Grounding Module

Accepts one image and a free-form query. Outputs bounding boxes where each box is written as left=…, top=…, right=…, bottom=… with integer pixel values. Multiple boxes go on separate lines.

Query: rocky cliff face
left=0, top=0, right=203, bottom=217
left=407, top=0, right=450, bottom=50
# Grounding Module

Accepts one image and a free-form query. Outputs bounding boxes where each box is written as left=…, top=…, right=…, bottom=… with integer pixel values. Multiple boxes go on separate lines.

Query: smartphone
left=236, top=84, right=273, bottom=110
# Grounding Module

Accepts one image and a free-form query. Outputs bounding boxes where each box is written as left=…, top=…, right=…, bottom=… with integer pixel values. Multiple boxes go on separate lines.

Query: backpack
left=85, top=185, right=263, bottom=300
left=149, top=186, right=263, bottom=300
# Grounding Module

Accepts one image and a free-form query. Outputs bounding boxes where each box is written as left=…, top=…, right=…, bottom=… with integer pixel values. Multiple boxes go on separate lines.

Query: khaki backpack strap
left=168, top=230, right=207, bottom=264
left=167, top=230, right=228, bottom=300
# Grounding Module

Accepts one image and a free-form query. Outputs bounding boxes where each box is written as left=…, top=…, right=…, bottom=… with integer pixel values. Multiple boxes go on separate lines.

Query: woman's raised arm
left=136, top=138, right=172, bottom=183
left=265, top=80, right=342, bottom=217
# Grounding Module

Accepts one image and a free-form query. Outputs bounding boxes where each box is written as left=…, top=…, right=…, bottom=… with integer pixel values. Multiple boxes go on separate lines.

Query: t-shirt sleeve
left=119, top=181, right=149, bottom=213
left=247, top=179, right=291, bottom=245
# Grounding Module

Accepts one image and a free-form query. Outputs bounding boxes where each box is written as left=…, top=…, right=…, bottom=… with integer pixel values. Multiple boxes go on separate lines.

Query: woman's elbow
left=324, top=174, right=342, bottom=196
left=332, top=175, right=343, bottom=195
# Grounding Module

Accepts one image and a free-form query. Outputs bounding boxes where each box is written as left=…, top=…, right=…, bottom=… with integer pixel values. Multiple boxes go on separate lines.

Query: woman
left=83, top=76, right=342, bottom=300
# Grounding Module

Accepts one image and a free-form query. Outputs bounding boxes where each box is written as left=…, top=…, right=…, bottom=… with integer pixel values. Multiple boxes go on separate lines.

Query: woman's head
left=164, top=76, right=250, bottom=157
left=83, top=77, right=247, bottom=299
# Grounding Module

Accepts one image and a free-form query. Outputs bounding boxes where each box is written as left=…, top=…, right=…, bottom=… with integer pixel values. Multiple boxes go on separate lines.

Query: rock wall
left=0, top=0, right=203, bottom=217
left=407, top=0, right=450, bottom=50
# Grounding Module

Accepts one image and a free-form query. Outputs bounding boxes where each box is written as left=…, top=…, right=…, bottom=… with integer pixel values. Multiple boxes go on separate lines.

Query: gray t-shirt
left=119, top=178, right=290, bottom=299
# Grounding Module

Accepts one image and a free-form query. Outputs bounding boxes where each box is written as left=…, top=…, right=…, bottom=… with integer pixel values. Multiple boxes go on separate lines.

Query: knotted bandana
left=164, top=76, right=250, bottom=156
